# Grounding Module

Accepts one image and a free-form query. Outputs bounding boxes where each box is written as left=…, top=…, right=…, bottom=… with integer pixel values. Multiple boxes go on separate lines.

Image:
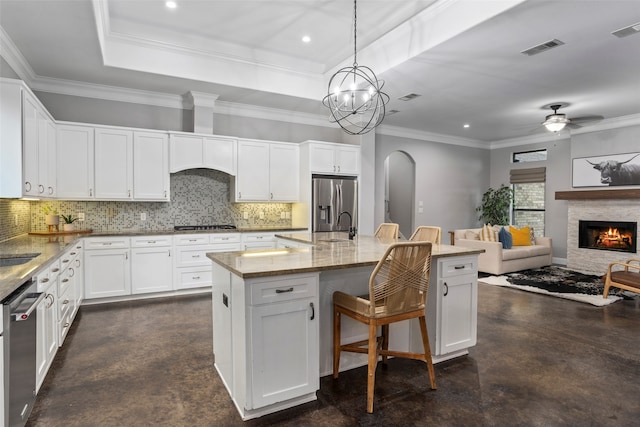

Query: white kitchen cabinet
left=169, top=133, right=237, bottom=175
left=131, top=236, right=173, bottom=294
left=306, top=141, right=360, bottom=175
left=242, top=232, right=276, bottom=250
left=94, top=127, right=133, bottom=200
left=133, top=131, right=169, bottom=201
left=84, top=237, right=131, bottom=299
left=22, top=89, right=57, bottom=198
left=269, top=143, right=299, bottom=201
left=35, top=265, right=58, bottom=393
left=174, top=233, right=240, bottom=290
left=71, top=242, right=84, bottom=311
left=56, top=123, right=94, bottom=199
left=234, top=139, right=270, bottom=201
left=411, top=255, right=478, bottom=361
left=233, top=140, right=299, bottom=202
left=58, top=248, right=79, bottom=345
left=211, top=265, right=319, bottom=419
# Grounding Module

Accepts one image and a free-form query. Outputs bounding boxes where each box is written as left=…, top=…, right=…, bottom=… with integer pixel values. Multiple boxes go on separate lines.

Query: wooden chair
left=332, top=241, right=437, bottom=413
left=603, top=258, right=640, bottom=298
left=409, top=226, right=442, bottom=244
left=374, top=223, right=399, bottom=239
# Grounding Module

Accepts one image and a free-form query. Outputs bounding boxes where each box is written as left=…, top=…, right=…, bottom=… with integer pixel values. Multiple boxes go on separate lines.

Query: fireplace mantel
left=555, top=189, right=640, bottom=200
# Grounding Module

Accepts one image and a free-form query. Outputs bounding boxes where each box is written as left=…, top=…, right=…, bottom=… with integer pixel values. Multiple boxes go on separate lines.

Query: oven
left=3, top=279, right=44, bottom=427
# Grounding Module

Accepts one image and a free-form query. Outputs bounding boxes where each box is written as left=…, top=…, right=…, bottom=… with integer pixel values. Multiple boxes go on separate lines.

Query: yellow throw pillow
left=509, top=226, right=532, bottom=246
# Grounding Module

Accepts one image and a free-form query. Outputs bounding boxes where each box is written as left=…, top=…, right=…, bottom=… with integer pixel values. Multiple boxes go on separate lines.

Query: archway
left=384, top=151, right=415, bottom=239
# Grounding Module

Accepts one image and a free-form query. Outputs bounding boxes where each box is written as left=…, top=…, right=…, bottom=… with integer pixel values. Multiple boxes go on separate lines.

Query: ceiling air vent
left=398, top=93, right=421, bottom=101
left=612, top=22, right=640, bottom=38
left=521, top=39, right=565, bottom=56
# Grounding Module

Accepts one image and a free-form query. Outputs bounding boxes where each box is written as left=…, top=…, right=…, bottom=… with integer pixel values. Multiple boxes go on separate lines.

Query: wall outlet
left=14, top=214, right=18, bottom=226
left=140, top=212, right=147, bottom=221
left=259, top=211, right=265, bottom=219
left=418, top=207, right=424, bottom=214
left=78, top=212, right=85, bottom=221
left=285, top=212, right=291, bottom=219
left=243, top=211, right=249, bottom=219
left=280, top=212, right=286, bottom=219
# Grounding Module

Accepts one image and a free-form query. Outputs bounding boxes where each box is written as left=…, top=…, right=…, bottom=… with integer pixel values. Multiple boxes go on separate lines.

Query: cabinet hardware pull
left=25, top=181, right=31, bottom=191
left=310, top=302, right=315, bottom=320
left=48, top=186, right=53, bottom=195
left=192, top=254, right=200, bottom=258
left=45, top=294, right=55, bottom=308
left=52, top=268, right=59, bottom=272
left=89, top=188, right=93, bottom=197
left=148, top=240, right=156, bottom=244
left=333, top=166, right=336, bottom=172
left=62, top=259, right=69, bottom=263
left=128, top=190, right=131, bottom=197
left=275, top=287, right=294, bottom=294
left=188, top=239, right=197, bottom=242
left=64, top=322, right=70, bottom=327
left=454, top=265, right=465, bottom=270
left=337, top=165, right=340, bottom=173
left=125, top=252, right=128, bottom=260
left=69, top=268, right=75, bottom=277
left=444, top=282, right=449, bottom=296
left=38, top=184, right=44, bottom=193
left=62, top=278, right=69, bottom=283
left=164, top=190, right=167, bottom=198
left=103, top=242, right=112, bottom=246
left=63, top=299, right=69, bottom=304
left=239, top=191, right=242, bottom=198
left=193, top=276, right=200, bottom=280
left=270, top=192, right=273, bottom=199
left=76, top=245, right=82, bottom=249
left=221, top=237, right=229, bottom=241
left=75, top=260, right=80, bottom=267
left=41, top=278, right=49, bottom=283
left=70, top=251, right=76, bottom=255
left=168, top=250, right=171, bottom=257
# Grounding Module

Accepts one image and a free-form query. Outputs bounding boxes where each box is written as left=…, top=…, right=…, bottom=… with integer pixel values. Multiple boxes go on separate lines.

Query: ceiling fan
left=542, top=103, right=603, bottom=132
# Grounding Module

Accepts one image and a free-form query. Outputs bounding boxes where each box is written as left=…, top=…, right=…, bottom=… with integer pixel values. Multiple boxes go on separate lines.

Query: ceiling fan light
left=543, top=113, right=569, bottom=132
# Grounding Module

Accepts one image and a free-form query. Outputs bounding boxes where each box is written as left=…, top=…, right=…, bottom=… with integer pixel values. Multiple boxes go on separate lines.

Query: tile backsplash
left=1, top=169, right=292, bottom=240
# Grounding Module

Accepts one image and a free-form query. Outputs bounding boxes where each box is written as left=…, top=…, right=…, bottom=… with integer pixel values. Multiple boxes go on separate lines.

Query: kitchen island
left=207, top=232, right=484, bottom=420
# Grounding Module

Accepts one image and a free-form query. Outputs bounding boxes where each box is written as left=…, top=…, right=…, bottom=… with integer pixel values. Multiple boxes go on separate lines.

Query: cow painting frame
left=572, top=152, right=640, bottom=188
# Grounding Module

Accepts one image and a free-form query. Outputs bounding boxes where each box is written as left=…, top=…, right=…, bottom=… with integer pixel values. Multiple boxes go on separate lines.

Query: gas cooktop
left=174, top=225, right=237, bottom=231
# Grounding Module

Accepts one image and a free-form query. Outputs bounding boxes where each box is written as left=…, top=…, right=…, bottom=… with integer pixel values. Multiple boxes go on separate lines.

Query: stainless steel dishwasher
left=3, top=279, right=44, bottom=427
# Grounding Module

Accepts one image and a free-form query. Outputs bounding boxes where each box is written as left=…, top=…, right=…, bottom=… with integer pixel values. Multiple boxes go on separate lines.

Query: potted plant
left=43, top=204, right=59, bottom=229
left=60, top=214, right=79, bottom=231
left=476, top=184, right=513, bottom=225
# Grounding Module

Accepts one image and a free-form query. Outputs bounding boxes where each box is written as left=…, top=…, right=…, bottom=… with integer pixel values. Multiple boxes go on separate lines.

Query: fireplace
left=579, top=220, right=637, bottom=253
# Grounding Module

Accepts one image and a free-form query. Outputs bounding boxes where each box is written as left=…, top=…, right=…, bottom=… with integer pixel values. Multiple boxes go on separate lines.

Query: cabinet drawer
left=175, top=267, right=212, bottom=290
left=58, top=304, right=72, bottom=346
left=58, top=285, right=73, bottom=319
left=131, top=235, right=173, bottom=247
left=250, top=274, right=318, bottom=305
left=243, top=233, right=275, bottom=242
left=85, top=237, right=130, bottom=250
left=58, top=267, right=75, bottom=296
left=176, top=246, right=213, bottom=267
left=175, top=234, right=209, bottom=245
left=210, top=233, right=240, bottom=244
left=439, top=256, right=477, bottom=278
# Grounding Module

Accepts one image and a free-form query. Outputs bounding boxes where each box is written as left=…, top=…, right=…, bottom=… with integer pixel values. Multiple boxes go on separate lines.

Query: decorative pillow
left=498, top=227, right=513, bottom=249
left=481, top=224, right=497, bottom=242
left=509, top=225, right=532, bottom=246
left=465, top=230, right=480, bottom=240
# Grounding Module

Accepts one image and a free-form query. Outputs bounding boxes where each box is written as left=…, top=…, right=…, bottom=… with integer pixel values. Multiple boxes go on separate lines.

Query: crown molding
left=0, top=25, right=36, bottom=85
left=184, top=91, right=220, bottom=110
left=489, top=131, right=569, bottom=149
left=375, top=124, right=488, bottom=149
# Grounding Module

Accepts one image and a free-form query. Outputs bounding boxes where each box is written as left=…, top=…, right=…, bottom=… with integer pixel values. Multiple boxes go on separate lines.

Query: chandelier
left=322, top=0, right=389, bottom=135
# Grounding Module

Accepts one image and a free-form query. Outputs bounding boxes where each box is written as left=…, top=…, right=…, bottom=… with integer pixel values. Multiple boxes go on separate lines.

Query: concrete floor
left=27, top=284, right=640, bottom=426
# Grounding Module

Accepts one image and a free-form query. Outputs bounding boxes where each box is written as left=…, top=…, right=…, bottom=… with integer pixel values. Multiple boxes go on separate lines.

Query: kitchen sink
left=0, top=253, right=40, bottom=267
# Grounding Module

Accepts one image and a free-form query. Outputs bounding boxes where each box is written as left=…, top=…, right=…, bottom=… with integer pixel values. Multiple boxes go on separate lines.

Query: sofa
left=449, top=227, right=552, bottom=275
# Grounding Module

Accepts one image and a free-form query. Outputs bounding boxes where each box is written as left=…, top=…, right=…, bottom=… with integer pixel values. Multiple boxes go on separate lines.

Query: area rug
left=478, top=266, right=631, bottom=306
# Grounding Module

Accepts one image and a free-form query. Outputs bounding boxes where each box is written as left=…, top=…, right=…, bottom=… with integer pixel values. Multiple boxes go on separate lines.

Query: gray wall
left=376, top=135, right=490, bottom=240
left=571, top=125, right=640, bottom=162
left=489, top=137, right=571, bottom=260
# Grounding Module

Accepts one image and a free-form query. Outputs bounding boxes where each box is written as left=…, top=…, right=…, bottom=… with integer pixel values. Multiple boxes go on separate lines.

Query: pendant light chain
left=353, top=0, right=357, bottom=67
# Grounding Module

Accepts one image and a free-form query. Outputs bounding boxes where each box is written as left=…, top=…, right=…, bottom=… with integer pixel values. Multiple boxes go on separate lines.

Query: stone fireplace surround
left=566, top=197, right=640, bottom=274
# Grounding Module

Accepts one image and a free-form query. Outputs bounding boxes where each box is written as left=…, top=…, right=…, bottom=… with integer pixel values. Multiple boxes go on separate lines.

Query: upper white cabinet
left=169, top=133, right=237, bottom=175
left=56, top=124, right=94, bottom=199
left=134, top=131, right=169, bottom=200
left=306, top=141, right=359, bottom=175
left=233, top=140, right=299, bottom=202
left=0, top=79, right=56, bottom=198
left=94, top=127, right=133, bottom=200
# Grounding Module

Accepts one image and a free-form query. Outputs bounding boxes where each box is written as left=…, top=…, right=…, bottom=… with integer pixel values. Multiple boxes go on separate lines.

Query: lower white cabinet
left=174, top=233, right=240, bottom=290
left=131, top=236, right=173, bottom=294
left=35, top=266, right=58, bottom=393
left=212, top=265, right=319, bottom=419
left=412, top=255, right=478, bottom=360
left=242, top=232, right=276, bottom=250
left=84, top=237, right=131, bottom=299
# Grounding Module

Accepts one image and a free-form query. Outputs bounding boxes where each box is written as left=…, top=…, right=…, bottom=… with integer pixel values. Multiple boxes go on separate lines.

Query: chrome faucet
left=337, top=211, right=356, bottom=240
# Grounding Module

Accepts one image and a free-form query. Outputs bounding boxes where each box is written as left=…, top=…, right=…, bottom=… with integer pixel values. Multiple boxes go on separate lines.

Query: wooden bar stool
left=374, top=223, right=399, bottom=239
left=332, top=241, right=437, bottom=413
left=409, top=226, right=442, bottom=244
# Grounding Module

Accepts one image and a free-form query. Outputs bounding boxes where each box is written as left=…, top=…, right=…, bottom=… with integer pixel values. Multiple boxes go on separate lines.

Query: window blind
left=510, top=167, right=546, bottom=183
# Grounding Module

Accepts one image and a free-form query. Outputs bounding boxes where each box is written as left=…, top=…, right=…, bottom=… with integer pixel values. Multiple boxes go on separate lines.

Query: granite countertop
left=0, top=234, right=83, bottom=301
left=87, top=226, right=307, bottom=237
left=207, top=232, right=485, bottom=279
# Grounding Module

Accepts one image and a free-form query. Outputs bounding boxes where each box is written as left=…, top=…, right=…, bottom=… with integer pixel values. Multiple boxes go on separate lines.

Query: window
left=510, top=167, right=545, bottom=237
left=513, top=149, right=547, bottom=163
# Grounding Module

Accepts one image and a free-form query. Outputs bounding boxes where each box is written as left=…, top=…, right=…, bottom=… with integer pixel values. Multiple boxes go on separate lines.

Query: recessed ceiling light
left=302, top=35, right=311, bottom=43
left=166, top=1, right=177, bottom=9
left=463, top=123, right=470, bottom=128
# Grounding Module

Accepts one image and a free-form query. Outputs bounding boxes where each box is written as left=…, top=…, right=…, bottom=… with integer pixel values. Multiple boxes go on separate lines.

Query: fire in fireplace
left=578, top=220, right=637, bottom=253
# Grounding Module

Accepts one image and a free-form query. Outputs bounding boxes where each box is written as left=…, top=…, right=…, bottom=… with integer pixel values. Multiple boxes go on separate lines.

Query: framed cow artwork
left=572, top=152, right=640, bottom=187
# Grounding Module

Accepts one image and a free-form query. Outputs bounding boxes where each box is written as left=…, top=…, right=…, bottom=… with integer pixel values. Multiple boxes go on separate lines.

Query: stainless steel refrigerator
left=312, top=175, right=358, bottom=233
